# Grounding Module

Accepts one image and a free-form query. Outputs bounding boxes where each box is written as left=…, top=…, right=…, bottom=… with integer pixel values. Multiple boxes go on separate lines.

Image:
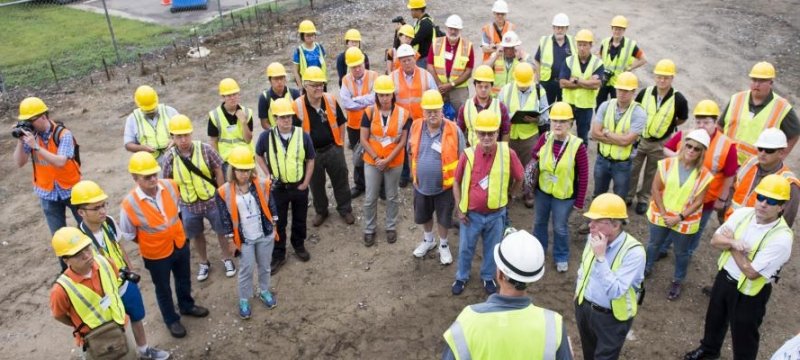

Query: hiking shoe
left=386, top=230, right=397, bottom=243
left=438, top=244, right=453, bottom=265
left=635, top=202, right=648, bottom=215
left=684, top=347, right=720, bottom=360
left=271, top=258, right=286, bottom=275
left=701, top=286, right=713, bottom=297
left=167, top=321, right=186, bottom=338
left=483, top=280, right=497, bottom=295
left=260, top=291, right=277, bottom=309
left=667, top=281, right=682, bottom=300
left=413, top=240, right=436, bottom=257
left=180, top=305, right=209, bottom=317
left=295, top=248, right=311, bottom=262
left=556, top=262, right=569, bottom=273
left=239, top=299, right=251, bottom=319
left=312, top=213, right=328, bottom=227
left=341, top=212, right=356, bottom=225
left=197, top=262, right=210, bottom=281
left=223, top=259, right=236, bottom=277
left=364, top=233, right=375, bottom=247
left=451, top=280, right=466, bottom=295
left=139, top=346, right=170, bottom=360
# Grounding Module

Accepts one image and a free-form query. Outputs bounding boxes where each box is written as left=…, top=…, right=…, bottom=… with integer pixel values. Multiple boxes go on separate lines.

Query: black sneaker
left=271, top=258, right=286, bottom=274
left=635, top=202, right=648, bottom=215
left=167, top=321, right=186, bottom=338
left=295, top=248, right=311, bottom=262
left=483, top=280, right=497, bottom=295
left=180, top=305, right=209, bottom=318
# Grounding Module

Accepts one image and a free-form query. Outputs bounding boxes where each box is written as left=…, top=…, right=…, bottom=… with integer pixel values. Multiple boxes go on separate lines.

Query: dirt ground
left=1, top=0, right=798, bottom=359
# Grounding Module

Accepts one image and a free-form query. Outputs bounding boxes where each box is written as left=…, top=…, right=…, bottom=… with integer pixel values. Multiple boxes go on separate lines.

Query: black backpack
left=52, top=121, right=81, bottom=166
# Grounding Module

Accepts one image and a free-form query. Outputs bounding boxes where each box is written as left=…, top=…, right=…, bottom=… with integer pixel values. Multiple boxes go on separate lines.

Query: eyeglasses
left=476, top=131, right=496, bottom=138
left=82, top=202, right=107, bottom=212
left=63, top=246, right=91, bottom=260
left=684, top=144, right=703, bottom=152
left=756, top=194, right=783, bottom=206
left=307, top=83, right=325, bottom=89
left=757, top=147, right=779, bottom=154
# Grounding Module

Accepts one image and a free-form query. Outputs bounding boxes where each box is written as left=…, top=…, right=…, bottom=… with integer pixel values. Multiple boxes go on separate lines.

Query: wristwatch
left=596, top=257, right=606, bottom=263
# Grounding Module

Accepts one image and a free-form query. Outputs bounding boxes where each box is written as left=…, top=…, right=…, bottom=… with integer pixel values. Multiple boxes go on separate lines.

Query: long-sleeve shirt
left=575, top=231, right=646, bottom=309
left=338, top=74, right=376, bottom=111
left=409, top=14, right=435, bottom=58
left=530, top=133, right=589, bottom=209
left=335, top=51, right=371, bottom=87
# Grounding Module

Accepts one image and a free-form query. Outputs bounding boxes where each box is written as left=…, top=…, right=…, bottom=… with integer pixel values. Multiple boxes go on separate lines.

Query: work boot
left=635, top=202, right=648, bottom=215
left=363, top=233, right=375, bottom=247
left=312, top=213, right=328, bottom=227
left=350, top=187, right=363, bottom=199
left=386, top=230, right=397, bottom=243
left=684, top=347, right=719, bottom=360
left=341, top=212, right=356, bottom=225
left=270, top=258, right=286, bottom=274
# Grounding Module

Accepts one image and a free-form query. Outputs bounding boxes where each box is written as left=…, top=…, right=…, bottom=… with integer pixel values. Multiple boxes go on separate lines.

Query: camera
left=119, top=268, right=141, bottom=284
left=391, top=16, right=405, bottom=25
left=11, top=121, right=34, bottom=139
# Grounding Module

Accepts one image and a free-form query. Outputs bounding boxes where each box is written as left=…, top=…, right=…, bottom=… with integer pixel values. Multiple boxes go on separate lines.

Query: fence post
left=100, top=0, right=122, bottom=64
left=217, top=0, right=224, bottom=30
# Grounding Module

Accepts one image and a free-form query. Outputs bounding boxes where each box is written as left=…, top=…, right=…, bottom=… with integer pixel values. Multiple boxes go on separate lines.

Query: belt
left=721, top=269, right=739, bottom=284
left=315, top=142, right=336, bottom=153
left=581, top=299, right=612, bottom=314
left=599, top=154, right=631, bottom=163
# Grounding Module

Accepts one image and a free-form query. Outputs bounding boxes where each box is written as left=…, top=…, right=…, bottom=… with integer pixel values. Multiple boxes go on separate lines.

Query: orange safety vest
left=481, top=21, right=515, bottom=61
left=363, top=105, right=408, bottom=169
left=217, top=178, right=277, bottom=249
left=723, top=91, right=792, bottom=163
left=431, top=36, right=473, bottom=88
left=294, top=94, right=343, bottom=146
left=647, top=157, right=712, bottom=234
left=408, top=119, right=459, bottom=189
left=678, top=130, right=735, bottom=203
left=32, top=122, right=81, bottom=191
left=120, top=179, right=186, bottom=260
left=342, top=70, right=379, bottom=129
left=392, top=67, right=430, bottom=122
left=725, top=157, right=800, bottom=219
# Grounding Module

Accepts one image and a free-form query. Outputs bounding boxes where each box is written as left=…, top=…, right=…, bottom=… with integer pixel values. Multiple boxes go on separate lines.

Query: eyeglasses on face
left=684, top=143, right=703, bottom=152
left=81, top=202, right=107, bottom=212
left=756, top=193, right=783, bottom=206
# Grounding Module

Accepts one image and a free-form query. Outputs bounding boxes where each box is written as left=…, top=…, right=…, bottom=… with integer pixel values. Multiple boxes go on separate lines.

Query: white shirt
left=118, top=185, right=168, bottom=241
left=236, top=192, right=265, bottom=241
left=716, top=208, right=793, bottom=282
left=123, top=105, right=179, bottom=145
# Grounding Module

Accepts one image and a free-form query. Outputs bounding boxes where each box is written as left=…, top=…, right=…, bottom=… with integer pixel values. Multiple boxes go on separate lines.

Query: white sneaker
left=197, top=262, right=210, bottom=281
left=223, top=259, right=237, bottom=277
left=413, top=240, right=437, bottom=258
left=140, top=346, right=170, bottom=360
left=556, top=262, right=569, bottom=273
left=439, top=244, right=453, bottom=265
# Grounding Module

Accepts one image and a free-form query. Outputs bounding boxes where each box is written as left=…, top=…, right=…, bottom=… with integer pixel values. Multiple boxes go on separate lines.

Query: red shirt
left=455, top=144, right=524, bottom=213
left=665, top=130, right=738, bottom=210
left=456, top=98, right=512, bottom=140
left=426, top=38, right=475, bottom=78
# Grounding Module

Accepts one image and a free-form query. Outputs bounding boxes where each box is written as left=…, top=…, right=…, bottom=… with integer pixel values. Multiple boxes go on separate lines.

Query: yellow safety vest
left=598, top=99, right=638, bottom=160
left=491, top=56, right=520, bottom=97
left=717, top=209, right=792, bottom=296
left=208, top=105, right=254, bottom=161
left=172, top=141, right=216, bottom=203
left=81, top=220, right=129, bottom=272
left=646, top=158, right=712, bottom=234
left=459, top=143, right=511, bottom=213
left=56, top=256, right=126, bottom=330
left=132, top=104, right=171, bottom=158
left=463, top=98, right=501, bottom=146
left=443, top=304, right=563, bottom=360
left=538, top=133, right=583, bottom=199
left=722, top=90, right=793, bottom=164
left=562, top=55, right=602, bottom=109
left=502, top=82, right=544, bottom=140
left=413, top=15, right=438, bottom=53
left=432, top=36, right=472, bottom=89
left=267, top=127, right=307, bottom=184
left=641, top=86, right=677, bottom=139
left=601, top=37, right=637, bottom=86
left=537, top=34, right=577, bottom=82
left=262, top=89, right=295, bottom=128
left=297, top=43, right=327, bottom=78
left=576, top=234, right=643, bottom=321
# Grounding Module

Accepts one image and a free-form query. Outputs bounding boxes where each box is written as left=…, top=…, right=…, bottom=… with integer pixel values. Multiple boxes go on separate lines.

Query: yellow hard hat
left=610, top=15, right=628, bottom=28
left=227, top=146, right=256, bottom=170
left=344, top=28, right=362, bottom=42
left=298, top=20, right=317, bottom=34
left=693, top=99, right=720, bottom=117
left=584, top=193, right=628, bottom=219
left=266, top=62, right=288, bottom=78
left=474, top=110, right=501, bottom=132
left=421, top=89, right=444, bottom=110
left=749, top=61, right=775, bottom=79
left=374, top=75, right=396, bottom=94
left=345, top=47, right=365, bottom=67
left=168, top=114, right=194, bottom=135
left=134, top=85, right=159, bottom=112
left=754, top=174, right=791, bottom=201
left=513, top=62, right=534, bottom=87
left=219, top=78, right=241, bottom=96
left=398, top=24, right=415, bottom=38
left=303, top=66, right=327, bottom=83
left=575, top=29, right=594, bottom=43
left=473, top=64, right=495, bottom=83
left=70, top=180, right=109, bottom=205
left=18, top=97, right=49, bottom=120
left=653, top=59, right=676, bottom=76
left=549, top=102, right=574, bottom=121
left=407, top=0, right=426, bottom=9
left=128, top=151, right=161, bottom=175
left=52, top=227, right=92, bottom=258
left=614, top=71, right=638, bottom=90
left=271, top=97, right=296, bottom=117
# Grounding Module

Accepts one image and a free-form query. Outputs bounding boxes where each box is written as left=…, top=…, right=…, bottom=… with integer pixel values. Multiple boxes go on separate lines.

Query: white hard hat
left=685, top=129, right=711, bottom=149
left=445, top=14, right=463, bottom=29
left=492, top=0, right=509, bottom=13
left=493, top=229, right=545, bottom=283
left=552, top=13, right=570, bottom=27
left=500, top=30, right=521, bottom=47
left=753, top=127, right=788, bottom=149
left=396, top=44, right=416, bottom=58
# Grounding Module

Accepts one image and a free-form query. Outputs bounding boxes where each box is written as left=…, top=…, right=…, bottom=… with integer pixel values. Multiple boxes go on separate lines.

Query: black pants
left=596, top=84, right=617, bottom=109
left=575, top=301, right=632, bottom=360
left=310, top=145, right=353, bottom=216
left=347, top=127, right=365, bottom=191
left=143, top=242, right=195, bottom=325
left=272, top=187, right=309, bottom=261
left=699, top=270, right=772, bottom=360
left=540, top=79, right=561, bottom=105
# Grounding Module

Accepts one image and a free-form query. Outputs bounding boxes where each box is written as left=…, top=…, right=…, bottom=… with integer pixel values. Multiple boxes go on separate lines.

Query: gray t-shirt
left=593, top=100, right=647, bottom=134
left=411, top=121, right=465, bottom=196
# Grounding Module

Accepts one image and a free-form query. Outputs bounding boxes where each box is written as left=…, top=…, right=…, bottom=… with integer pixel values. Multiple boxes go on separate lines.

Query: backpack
left=53, top=121, right=81, bottom=166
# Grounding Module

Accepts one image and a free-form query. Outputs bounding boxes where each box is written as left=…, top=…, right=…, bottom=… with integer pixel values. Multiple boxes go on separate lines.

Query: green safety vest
left=502, top=82, right=544, bottom=140
left=267, top=127, right=307, bottom=184
left=459, top=143, right=510, bottom=213
left=82, top=220, right=129, bottom=272
left=717, top=209, right=792, bottom=296
left=262, top=89, right=295, bottom=127
left=576, top=233, right=643, bottom=321
left=297, top=43, right=327, bottom=78
left=463, top=98, right=501, bottom=146
left=641, top=86, right=676, bottom=139
left=600, top=37, right=637, bottom=86
left=56, top=256, right=126, bottom=330
left=132, top=104, right=171, bottom=158
left=562, top=55, right=602, bottom=109
left=208, top=105, right=254, bottom=161
left=443, top=304, right=563, bottom=360
left=538, top=133, right=583, bottom=199
left=172, top=141, right=216, bottom=203
left=598, top=99, right=637, bottom=160
left=537, top=34, right=577, bottom=82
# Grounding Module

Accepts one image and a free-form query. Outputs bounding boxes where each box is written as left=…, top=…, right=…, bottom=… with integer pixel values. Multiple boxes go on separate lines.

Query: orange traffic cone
left=161, top=0, right=171, bottom=6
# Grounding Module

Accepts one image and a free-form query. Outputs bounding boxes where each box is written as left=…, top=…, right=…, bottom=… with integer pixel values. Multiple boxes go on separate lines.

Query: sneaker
left=483, top=280, right=497, bottom=295
left=635, top=202, right=648, bottom=215
left=223, top=259, right=236, bottom=277
left=451, top=280, right=466, bottom=295
left=167, top=321, right=186, bottom=338
left=701, top=286, right=713, bottom=297
left=260, top=290, right=277, bottom=309
left=438, top=244, right=453, bottom=265
left=556, top=262, right=569, bottom=273
left=139, top=346, right=170, bottom=360
left=667, top=281, right=682, bottom=300
left=684, top=347, right=720, bottom=360
left=413, top=240, right=436, bottom=258
left=239, top=299, right=251, bottom=319
left=197, top=262, right=210, bottom=281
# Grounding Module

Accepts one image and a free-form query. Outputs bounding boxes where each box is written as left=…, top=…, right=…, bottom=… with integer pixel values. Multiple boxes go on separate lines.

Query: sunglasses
left=756, top=194, right=783, bottom=206
left=684, top=144, right=703, bottom=152
left=476, top=131, right=496, bottom=138
left=757, top=147, right=778, bottom=154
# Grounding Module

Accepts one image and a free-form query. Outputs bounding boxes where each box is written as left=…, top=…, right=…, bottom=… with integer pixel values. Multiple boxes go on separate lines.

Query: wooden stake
left=138, top=53, right=146, bottom=75
left=102, top=58, right=111, bottom=81
left=49, top=60, right=59, bottom=87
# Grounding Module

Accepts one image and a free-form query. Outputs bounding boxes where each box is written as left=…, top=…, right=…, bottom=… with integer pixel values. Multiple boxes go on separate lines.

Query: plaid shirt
left=23, top=126, right=75, bottom=201
left=161, top=142, right=223, bottom=214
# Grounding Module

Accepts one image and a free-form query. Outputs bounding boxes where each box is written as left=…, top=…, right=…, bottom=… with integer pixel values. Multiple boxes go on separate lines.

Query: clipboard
left=510, top=103, right=555, bottom=124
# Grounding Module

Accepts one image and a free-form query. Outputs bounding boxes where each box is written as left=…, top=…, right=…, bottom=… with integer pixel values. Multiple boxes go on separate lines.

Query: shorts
left=120, top=281, right=146, bottom=322
left=181, top=204, right=226, bottom=239
left=413, top=188, right=454, bottom=228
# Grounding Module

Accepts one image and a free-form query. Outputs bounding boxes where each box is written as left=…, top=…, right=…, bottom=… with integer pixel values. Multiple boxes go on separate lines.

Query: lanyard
left=551, top=136, right=570, bottom=166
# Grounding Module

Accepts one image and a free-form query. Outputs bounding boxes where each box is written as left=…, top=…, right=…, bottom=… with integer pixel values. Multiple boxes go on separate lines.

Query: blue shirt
left=410, top=121, right=465, bottom=196
left=23, top=123, right=76, bottom=201
left=535, top=35, right=574, bottom=82
left=292, top=43, right=326, bottom=68
left=575, top=231, right=646, bottom=309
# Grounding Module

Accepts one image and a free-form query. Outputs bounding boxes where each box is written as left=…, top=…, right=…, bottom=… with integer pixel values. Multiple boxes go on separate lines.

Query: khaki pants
left=82, top=322, right=138, bottom=360
left=628, top=137, right=666, bottom=204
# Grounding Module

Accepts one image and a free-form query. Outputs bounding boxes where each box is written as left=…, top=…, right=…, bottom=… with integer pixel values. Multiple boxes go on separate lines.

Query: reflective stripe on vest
left=172, top=141, right=216, bottom=203
left=32, top=122, right=81, bottom=192
left=480, top=21, right=514, bottom=61
left=727, top=157, right=800, bottom=219
left=432, top=37, right=472, bottom=88
left=295, top=94, right=344, bottom=146
left=641, top=86, right=676, bottom=139
left=56, top=256, right=126, bottom=330
left=364, top=105, right=407, bottom=168
left=267, top=127, right=306, bottom=183
left=343, top=70, right=378, bottom=129
left=600, top=37, right=636, bottom=86
left=409, top=119, right=460, bottom=189
left=576, top=234, right=642, bottom=321
left=503, top=82, right=542, bottom=140
left=133, top=104, right=171, bottom=157
left=120, top=180, right=185, bottom=260
left=646, top=157, right=712, bottom=234
left=262, top=89, right=295, bottom=127
left=208, top=105, right=254, bottom=161
left=701, top=131, right=734, bottom=203
left=491, top=56, right=518, bottom=96
left=297, top=43, right=327, bottom=78
left=81, top=220, right=128, bottom=271
left=598, top=99, right=637, bottom=160
left=723, top=91, right=792, bottom=164
left=459, top=143, right=510, bottom=213
left=562, top=55, right=602, bottom=109
left=219, top=179, right=275, bottom=249
left=538, top=34, right=577, bottom=82
left=392, top=68, right=430, bottom=121
left=538, top=133, right=583, bottom=199
left=463, top=98, right=501, bottom=146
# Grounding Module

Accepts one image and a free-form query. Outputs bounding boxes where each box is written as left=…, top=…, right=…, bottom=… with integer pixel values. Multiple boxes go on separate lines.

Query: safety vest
left=725, top=157, right=800, bottom=219
left=562, top=55, right=602, bottom=109
left=297, top=42, right=327, bottom=78
left=679, top=131, right=735, bottom=203
left=576, top=233, right=643, bottom=321
left=392, top=67, right=430, bottom=121
left=80, top=220, right=128, bottom=272
left=459, top=143, right=511, bottom=213
left=294, top=94, right=344, bottom=146
left=431, top=36, right=472, bottom=89
left=342, top=70, right=379, bottom=129
left=120, top=179, right=186, bottom=260
left=56, top=256, right=126, bottom=333
left=598, top=99, right=639, bottom=160
left=409, top=119, right=460, bottom=189
left=717, top=209, right=792, bottom=296
left=31, top=121, right=81, bottom=192
left=480, top=21, right=515, bottom=61
left=171, top=141, right=216, bottom=203
left=502, top=82, right=544, bottom=140
left=443, top=304, right=562, bottom=360
left=262, top=89, right=295, bottom=128
left=641, top=87, right=677, bottom=139
left=132, top=104, right=171, bottom=158
left=722, top=91, right=793, bottom=164
left=218, top=178, right=276, bottom=249
left=463, top=98, right=501, bottom=146
left=490, top=56, right=522, bottom=97
left=208, top=105, right=254, bottom=161
left=363, top=105, right=408, bottom=168
left=413, top=15, right=438, bottom=54
left=646, top=157, right=713, bottom=234
left=600, top=37, right=637, bottom=86
left=266, top=127, right=307, bottom=183
left=538, top=133, right=583, bottom=199
left=537, top=34, right=577, bottom=82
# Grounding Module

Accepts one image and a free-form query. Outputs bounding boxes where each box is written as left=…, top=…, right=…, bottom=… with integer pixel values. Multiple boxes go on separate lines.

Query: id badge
left=431, top=140, right=442, bottom=153
left=226, top=124, right=238, bottom=133
left=548, top=174, right=558, bottom=183
left=443, top=51, right=454, bottom=61
left=380, top=137, right=393, bottom=147
left=99, top=295, right=111, bottom=310
left=479, top=176, right=489, bottom=190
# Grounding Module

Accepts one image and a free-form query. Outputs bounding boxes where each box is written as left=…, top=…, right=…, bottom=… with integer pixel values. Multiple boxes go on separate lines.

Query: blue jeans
left=456, top=208, right=506, bottom=282
left=646, top=223, right=692, bottom=283
left=573, top=107, right=593, bottom=146
left=533, top=189, right=575, bottom=263
left=143, top=242, right=195, bottom=325
left=659, top=208, right=713, bottom=257
left=593, top=155, right=632, bottom=198
left=401, top=152, right=411, bottom=182
left=40, top=197, right=82, bottom=235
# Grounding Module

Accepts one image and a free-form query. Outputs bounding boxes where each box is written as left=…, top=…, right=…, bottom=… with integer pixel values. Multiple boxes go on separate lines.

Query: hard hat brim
left=58, top=238, right=92, bottom=257
left=220, top=90, right=240, bottom=96
left=71, top=192, right=109, bottom=206
left=18, top=110, right=47, bottom=121
left=515, top=79, right=533, bottom=87
left=421, top=104, right=443, bottom=110
left=229, top=162, right=256, bottom=170
left=614, top=84, right=637, bottom=91
left=138, top=103, right=159, bottom=112
left=346, top=58, right=365, bottom=67
left=131, top=165, right=162, bottom=176
left=170, top=129, right=193, bottom=135
left=653, top=70, right=675, bottom=76
left=493, top=243, right=544, bottom=283
left=473, top=125, right=500, bottom=132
